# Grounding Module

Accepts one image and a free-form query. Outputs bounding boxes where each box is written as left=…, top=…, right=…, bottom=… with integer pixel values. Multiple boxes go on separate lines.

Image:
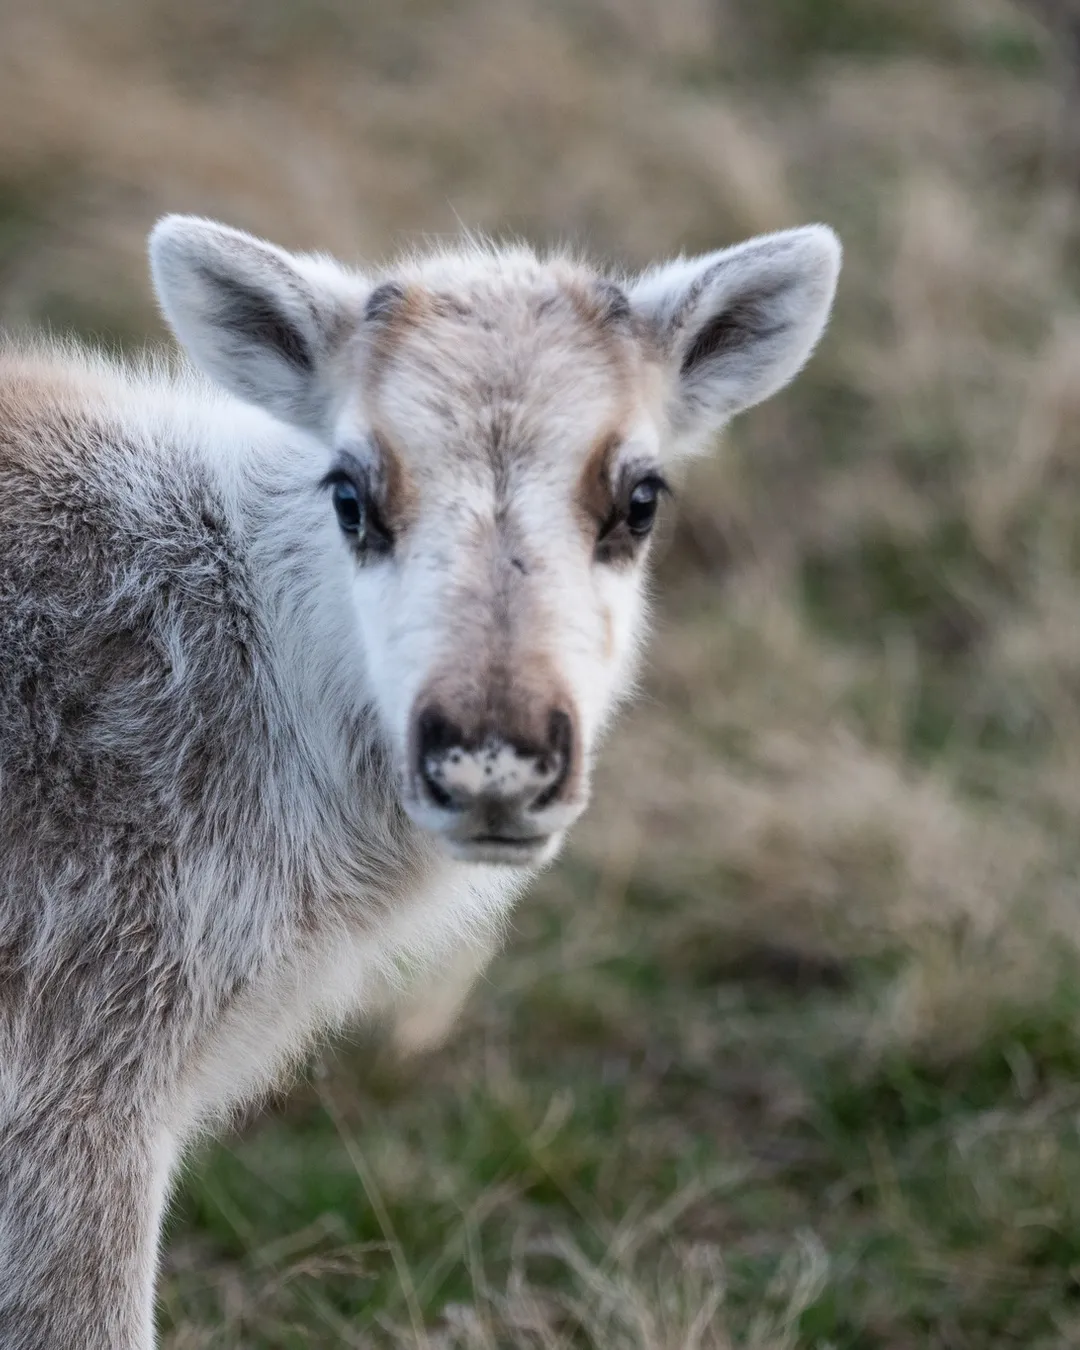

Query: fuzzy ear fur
left=149, top=215, right=369, bottom=431
left=630, top=225, right=841, bottom=450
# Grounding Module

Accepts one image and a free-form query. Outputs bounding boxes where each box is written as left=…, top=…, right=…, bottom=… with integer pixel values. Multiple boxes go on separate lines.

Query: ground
left=3, top=1, right=1080, bottom=1345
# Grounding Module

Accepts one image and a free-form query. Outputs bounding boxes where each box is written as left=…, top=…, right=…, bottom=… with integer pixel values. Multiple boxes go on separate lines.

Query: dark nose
left=414, top=706, right=573, bottom=814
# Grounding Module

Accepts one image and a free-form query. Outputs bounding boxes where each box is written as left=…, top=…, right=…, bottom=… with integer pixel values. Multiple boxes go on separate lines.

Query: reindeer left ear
left=150, top=215, right=369, bottom=433
left=630, top=225, right=841, bottom=451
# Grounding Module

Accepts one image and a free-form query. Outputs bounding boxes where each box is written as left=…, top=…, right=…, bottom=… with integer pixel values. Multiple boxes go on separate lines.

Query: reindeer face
left=150, top=219, right=840, bottom=866
left=322, top=271, right=663, bottom=863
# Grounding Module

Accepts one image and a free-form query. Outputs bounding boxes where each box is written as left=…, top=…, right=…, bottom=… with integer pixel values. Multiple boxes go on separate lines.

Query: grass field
left=5, top=0, right=1080, bottom=1344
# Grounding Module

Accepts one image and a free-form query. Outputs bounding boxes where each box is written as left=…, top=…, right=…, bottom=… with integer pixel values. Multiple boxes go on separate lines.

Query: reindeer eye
left=627, top=476, right=665, bottom=537
left=322, top=464, right=394, bottom=557
left=331, top=478, right=366, bottom=539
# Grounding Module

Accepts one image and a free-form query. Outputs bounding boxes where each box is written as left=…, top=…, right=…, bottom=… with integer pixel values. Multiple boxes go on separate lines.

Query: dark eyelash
left=319, top=466, right=358, bottom=492
left=640, top=472, right=674, bottom=500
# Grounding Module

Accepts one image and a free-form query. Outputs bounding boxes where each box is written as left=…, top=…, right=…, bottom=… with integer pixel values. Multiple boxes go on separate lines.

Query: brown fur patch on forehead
left=562, top=276, right=633, bottom=339
left=361, top=281, right=445, bottom=392
left=359, top=252, right=645, bottom=410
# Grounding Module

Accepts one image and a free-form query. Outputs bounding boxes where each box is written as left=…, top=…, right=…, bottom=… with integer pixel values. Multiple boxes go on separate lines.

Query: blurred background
left=6, top=0, right=1080, bottom=1344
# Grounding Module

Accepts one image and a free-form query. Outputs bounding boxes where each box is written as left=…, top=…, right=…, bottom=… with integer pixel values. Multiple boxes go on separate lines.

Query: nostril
left=421, top=770, right=456, bottom=811
left=417, top=706, right=459, bottom=757
left=548, top=709, right=573, bottom=762
left=415, top=706, right=466, bottom=811
left=531, top=709, right=574, bottom=811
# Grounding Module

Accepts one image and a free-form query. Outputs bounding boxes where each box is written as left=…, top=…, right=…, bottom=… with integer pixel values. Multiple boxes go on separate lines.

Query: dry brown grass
left=5, top=0, right=1080, bottom=1344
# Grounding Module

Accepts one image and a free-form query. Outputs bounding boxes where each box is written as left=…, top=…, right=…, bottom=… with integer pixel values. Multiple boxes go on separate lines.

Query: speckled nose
left=414, top=706, right=573, bottom=815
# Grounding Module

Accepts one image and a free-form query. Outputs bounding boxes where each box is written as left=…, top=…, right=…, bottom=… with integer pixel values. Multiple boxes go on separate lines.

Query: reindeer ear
left=149, top=215, right=369, bottom=432
left=631, top=225, right=841, bottom=451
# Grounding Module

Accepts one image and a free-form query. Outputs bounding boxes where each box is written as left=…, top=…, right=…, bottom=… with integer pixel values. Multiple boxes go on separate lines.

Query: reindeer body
left=0, top=350, right=516, bottom=1345
left=0, top=223, right=839, bottom=1347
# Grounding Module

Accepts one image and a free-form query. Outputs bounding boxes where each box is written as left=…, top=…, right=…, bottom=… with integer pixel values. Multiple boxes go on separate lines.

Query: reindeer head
left=150, top=217, right=840, bottom=867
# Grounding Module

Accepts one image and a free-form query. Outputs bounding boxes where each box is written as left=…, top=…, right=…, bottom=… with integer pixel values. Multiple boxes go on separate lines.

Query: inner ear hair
left=205, top=268, right=315, bottom=374
left=680, top=280, right=790, bottom=376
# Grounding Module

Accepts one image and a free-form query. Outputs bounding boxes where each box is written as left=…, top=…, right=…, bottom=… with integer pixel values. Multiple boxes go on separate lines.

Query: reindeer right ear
left=630, top=225, right=841, bottom=454
left=149, top=215, right=369, bottom=432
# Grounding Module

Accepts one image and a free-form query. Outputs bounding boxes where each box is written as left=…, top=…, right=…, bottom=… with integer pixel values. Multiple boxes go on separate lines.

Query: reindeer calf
left=0, top=218, right=840, bottom=1346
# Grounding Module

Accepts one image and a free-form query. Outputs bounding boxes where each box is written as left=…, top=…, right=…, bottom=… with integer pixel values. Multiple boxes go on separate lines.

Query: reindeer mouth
left=399, top=772, right=573, bottom=866
left=443, top=829, right=558, bottom=867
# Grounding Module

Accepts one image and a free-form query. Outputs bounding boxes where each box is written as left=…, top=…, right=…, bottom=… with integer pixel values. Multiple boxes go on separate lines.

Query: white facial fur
left=150, top=217, right=840, bottom=866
